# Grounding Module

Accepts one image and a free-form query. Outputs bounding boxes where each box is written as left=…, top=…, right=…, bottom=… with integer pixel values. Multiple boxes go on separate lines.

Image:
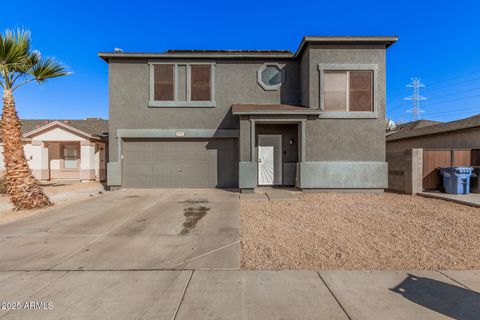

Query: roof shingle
left=18, top=118, right=108, bottom=138
left=387, top=114, right=480, bottom=141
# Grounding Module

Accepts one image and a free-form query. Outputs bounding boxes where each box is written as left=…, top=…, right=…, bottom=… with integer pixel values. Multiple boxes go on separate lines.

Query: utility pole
left=404, top=78, right=427, bottom=121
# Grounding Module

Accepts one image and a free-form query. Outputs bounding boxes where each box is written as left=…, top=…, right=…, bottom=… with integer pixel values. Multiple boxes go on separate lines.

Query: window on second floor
left=153, top=64, right=174, bottom=101
left=324, top=70, right=373, bottom=112
left=149, top=63, right=215, bottom=107
left=191, top=65, right=212, bottom=101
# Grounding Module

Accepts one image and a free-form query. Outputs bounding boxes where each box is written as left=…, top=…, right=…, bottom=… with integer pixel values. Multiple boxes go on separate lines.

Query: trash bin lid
left=439, top=167, right=472, bottom=174
left=452, top=167, right=473, bottom=174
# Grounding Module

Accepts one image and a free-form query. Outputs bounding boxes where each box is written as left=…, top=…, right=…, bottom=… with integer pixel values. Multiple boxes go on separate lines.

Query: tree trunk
left=1, top=89, right=52, bottom=210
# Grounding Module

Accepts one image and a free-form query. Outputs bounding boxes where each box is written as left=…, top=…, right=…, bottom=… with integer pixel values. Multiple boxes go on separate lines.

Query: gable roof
left=18, top=118, right=108, bottom=138
left=394, top=120, right=442, bottom=132
left=98, top=36, right=398, bottom=62
left=387, top=114, right=480, bottom=141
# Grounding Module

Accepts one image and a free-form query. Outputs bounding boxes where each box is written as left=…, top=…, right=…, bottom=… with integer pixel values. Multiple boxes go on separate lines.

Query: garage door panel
left=196, top=175, right=210, bottom=186
left=138, top=151, right=153, bottom=162
left=139, top=176, right=153, bottom=188
left=152, top=164, right=168, bottom=175
left=124, top=151, right=139, bottom=161
left=153, top=150, right=168, bottom=162
left=123, top=139, right=238, bottom=188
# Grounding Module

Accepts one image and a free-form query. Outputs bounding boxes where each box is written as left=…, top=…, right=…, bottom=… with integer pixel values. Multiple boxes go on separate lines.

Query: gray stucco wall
left=239, top=116, right=251, bottom=162
left=386, top=128, right=480, bottom=153
left=299, top=46, right=310, bottom=108
left=107, top=42, right=390, bottom=189
left=305, top=118, right=385, bottom=162
left=302, top=44, right=387, bottom=163
left=108, top=59, right=300, bottom=166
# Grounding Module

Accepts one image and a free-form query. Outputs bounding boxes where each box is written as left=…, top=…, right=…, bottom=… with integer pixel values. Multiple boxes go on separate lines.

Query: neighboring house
left=387, top=115, right=480, bottom=153
left=386, top=114, right=480, bottom=193
left=0, top=118, right=108, bottom=182
left=99, top=36, right=397, bottom=191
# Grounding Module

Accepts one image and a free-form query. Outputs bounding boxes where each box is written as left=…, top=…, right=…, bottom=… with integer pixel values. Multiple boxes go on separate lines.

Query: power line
left=391, top=89, right=480, bottom=113
left=426, top=86, right=480, bottom=101
left=388, top=102, right=409, bottom=113
left=404, top=78, right=427, bottom=121
left=423, top=93, right=480, bottom=107
left=427, top=70, right=480, bottom=87
left=429, top=111, right=479, bottom=119
left=426, top=76, right=480, bottom=93
left=423, top=106, right=480, bottom=116
left=388, top=70, right=480, bottom=116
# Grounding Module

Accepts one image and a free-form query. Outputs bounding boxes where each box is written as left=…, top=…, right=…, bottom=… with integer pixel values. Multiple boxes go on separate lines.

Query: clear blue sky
left=2, top=0, right=480, bottom=123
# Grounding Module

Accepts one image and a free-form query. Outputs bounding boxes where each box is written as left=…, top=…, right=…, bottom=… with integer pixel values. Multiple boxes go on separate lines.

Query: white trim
left=257, top=63, right=286, bottom=91
left=149, top=61, right=216, bottom=107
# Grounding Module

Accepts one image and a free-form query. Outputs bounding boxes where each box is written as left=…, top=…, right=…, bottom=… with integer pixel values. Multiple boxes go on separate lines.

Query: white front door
left=258, top=135, right=282, bottom=185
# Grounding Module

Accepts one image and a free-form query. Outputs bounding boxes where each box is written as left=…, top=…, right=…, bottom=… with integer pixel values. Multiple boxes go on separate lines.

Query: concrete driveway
left=0, top=188, right=240, bottom=271
left=0, top=189, right=478, bottom=320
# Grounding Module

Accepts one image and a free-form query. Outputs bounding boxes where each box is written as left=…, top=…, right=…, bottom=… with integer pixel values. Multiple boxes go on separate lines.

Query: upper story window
left=191, top=65, right=212, bottom=101
left=324, top=71, right=373, bottom=112
left=149, top=62, right=215, bottom=107
left=318, top=63, right=378, bottom=117
left=153, top=64, right=175, bottom=101
left=257, top=64, right=285, bottom=91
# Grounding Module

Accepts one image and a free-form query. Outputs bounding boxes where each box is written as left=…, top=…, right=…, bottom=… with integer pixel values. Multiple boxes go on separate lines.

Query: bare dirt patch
left=0, top=181, right=104, bottom=225
left=241, top=192, right=480, bottom=270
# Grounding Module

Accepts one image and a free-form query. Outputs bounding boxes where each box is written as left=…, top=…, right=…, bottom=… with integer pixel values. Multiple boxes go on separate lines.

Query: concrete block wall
left=386, top=148, right=423, bottom=194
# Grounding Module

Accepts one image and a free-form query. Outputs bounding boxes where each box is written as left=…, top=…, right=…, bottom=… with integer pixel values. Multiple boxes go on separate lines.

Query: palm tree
left=0, top=29, right=70, bottom=210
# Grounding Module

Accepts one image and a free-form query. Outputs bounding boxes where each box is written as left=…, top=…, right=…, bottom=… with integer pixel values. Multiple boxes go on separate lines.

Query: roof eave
left=386, top=124, right=480, bottom=142
left=23, top=120, right=100, bottom=140
left=98, top=36, right=398, bottom=62
left=98, top=52, right=294, bottom=62
left=294, top=36, right=398, bottom=57
left=232, top=110, right=322, bottom=116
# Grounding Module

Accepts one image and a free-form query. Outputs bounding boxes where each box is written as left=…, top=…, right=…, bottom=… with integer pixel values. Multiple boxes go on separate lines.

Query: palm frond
left=0, top=29, right=31, bottom=71
left=29, top=57, right=71, bottom=83
left=0, top=28, right=70, bottom=90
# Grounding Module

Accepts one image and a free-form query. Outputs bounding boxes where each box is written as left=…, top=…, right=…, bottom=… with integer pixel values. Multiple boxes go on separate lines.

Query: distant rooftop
left=99, top=36, right=398, bottom=61
left=17, top=118, right=108, bottom=138
left=387, top=114, right=480, bottom=141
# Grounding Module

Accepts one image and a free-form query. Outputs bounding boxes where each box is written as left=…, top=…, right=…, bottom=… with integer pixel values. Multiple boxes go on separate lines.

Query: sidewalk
left=419, top=190, right=480, bottom=208
left=0, top=269, right=478, bottom=319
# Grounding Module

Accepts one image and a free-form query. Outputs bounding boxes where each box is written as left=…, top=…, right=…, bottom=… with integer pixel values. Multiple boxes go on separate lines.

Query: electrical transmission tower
left=404, top=78, right=427, bottom=121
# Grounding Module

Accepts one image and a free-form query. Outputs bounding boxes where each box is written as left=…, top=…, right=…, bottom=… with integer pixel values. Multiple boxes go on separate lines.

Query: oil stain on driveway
left=0, top=188, right=240, bottom=271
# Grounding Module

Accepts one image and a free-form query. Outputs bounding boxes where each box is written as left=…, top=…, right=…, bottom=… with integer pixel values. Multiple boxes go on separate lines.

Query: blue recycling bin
left=439, top=167, right=473, bottom=194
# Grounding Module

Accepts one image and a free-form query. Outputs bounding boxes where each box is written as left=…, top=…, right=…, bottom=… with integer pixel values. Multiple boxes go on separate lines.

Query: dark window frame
left=323, top=70, right=373, bottom=112
left=318, top=63, right=378, bottom=119
left=149, top=62, right=216, bottom=107
left=153, top=64, right=175, bottom=101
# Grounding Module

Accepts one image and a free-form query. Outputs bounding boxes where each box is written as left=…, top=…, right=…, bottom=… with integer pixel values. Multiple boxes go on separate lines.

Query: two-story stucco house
left=99, top=36, right=397, bottom=192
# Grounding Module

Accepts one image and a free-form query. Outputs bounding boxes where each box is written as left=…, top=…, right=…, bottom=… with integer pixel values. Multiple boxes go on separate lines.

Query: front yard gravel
left=240, top=192, right=480, bottom=270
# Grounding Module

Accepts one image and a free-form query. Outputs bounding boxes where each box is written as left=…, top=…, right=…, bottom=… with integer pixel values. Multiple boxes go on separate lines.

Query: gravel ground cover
left=241, top=192, right=480, bottom=270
